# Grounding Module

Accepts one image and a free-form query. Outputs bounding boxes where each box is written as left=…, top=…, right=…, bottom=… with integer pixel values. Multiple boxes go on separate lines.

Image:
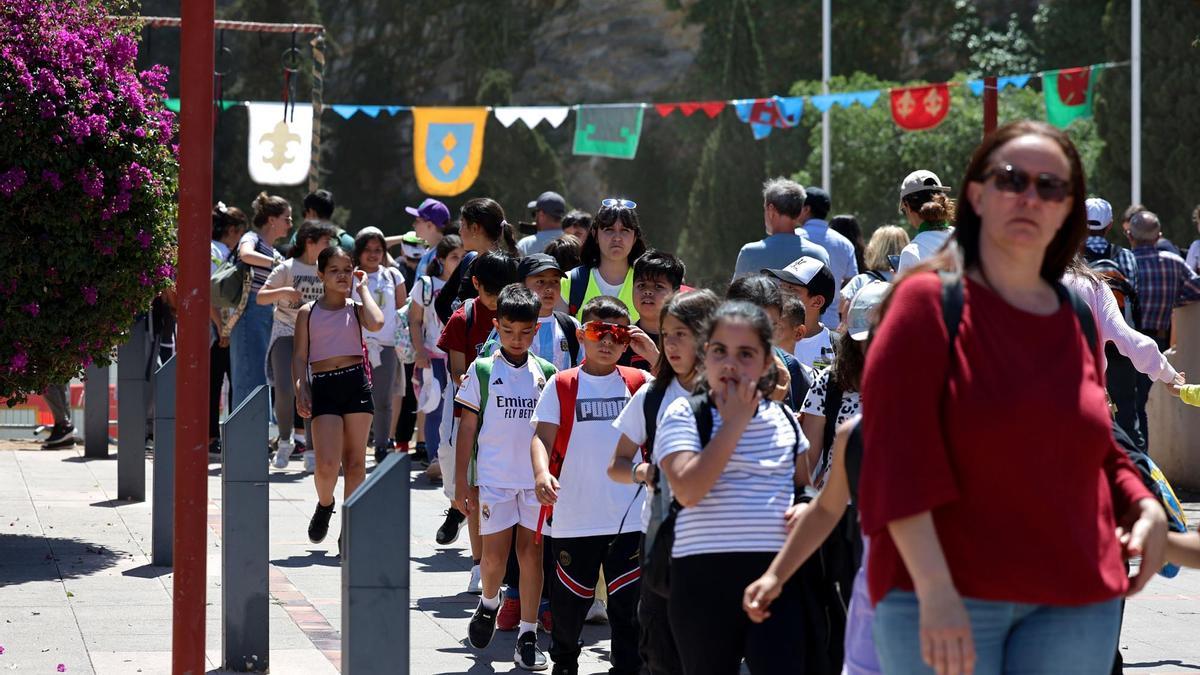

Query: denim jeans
left=230, top=294, right=273, bottom=409
left=873, top=590, right=1121, bottom=675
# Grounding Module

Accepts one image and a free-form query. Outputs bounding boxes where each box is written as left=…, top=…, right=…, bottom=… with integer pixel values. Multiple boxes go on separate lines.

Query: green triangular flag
left=1043, top=67, right=1094, bottom=129
left=163, top=98, right=240, bottom=113
left=573, top=105, right=644, bottom=160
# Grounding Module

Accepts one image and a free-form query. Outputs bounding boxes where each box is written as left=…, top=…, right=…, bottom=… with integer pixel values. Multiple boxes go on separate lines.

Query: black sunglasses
left=982, top=164, right=1071, bottom=203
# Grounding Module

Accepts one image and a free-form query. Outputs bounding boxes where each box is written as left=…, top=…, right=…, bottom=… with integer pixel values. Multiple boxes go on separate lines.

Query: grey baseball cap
left=527, top=191, right=567, bottom=218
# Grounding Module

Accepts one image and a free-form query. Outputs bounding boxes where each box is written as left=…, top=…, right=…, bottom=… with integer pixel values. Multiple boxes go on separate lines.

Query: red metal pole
left=173, top=1, right=214, bottom=673
left=983, top=75, right=998, bottom=137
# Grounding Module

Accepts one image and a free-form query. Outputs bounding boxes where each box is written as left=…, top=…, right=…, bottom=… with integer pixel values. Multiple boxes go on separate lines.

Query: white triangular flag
left=493, top=106, right=570, bottom=129
left=247, top=102, right=312, bottom=186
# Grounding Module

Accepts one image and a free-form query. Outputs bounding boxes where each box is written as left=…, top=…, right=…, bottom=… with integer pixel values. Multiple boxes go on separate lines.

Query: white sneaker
left=272, top=439, right=293, bottom=469
left=467, top=564, right=482, bottom=595
left=303, top=449, right=317, bottom=473
left=584, top=598, right=608, bottom=624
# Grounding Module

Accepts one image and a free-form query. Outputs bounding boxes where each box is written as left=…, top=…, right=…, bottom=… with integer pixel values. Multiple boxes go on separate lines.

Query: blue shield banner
left=412, top=107, right=488, bottom=196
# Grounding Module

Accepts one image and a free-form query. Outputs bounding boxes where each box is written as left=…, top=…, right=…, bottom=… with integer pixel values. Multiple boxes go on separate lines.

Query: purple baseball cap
left=405, top=198, right=450, bottom=227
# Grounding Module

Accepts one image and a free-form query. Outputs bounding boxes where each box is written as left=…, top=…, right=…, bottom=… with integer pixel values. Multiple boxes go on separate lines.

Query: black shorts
left=310, top=364, right=374, bottom=418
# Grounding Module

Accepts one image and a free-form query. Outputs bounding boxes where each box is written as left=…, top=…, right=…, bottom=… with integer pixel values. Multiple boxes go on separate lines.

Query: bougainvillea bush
left=0, top=0, right=178, bottom=402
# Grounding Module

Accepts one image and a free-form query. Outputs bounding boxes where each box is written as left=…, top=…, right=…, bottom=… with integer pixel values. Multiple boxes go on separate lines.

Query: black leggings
left=669, top=552, right=806, bottom=675
left=394, top=362, right=417, bottom=444
left=640, top=582, right=683, bottom=675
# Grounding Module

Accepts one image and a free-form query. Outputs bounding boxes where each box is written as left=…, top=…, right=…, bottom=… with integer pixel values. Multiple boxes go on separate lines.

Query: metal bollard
left=116, top=319, right=148, bottom=501
left=151, top=357, right=175, bottom=567
left=83, top=364, right=110, bottom=458
left=221, top=385, right=269, bottom=672
left=342, top=452, right=410, bottom=675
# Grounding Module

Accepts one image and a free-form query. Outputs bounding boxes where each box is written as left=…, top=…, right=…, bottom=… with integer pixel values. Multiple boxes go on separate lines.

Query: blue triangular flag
left=331, top=105, right=358, bottom=119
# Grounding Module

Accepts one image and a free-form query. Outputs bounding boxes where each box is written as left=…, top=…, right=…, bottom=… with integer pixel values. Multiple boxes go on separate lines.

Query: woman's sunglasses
left=600, top=198, right=637, bottom=210
left=982, top=164, right=1071, bottom=203
left=581, top=321, right=631, bottom=345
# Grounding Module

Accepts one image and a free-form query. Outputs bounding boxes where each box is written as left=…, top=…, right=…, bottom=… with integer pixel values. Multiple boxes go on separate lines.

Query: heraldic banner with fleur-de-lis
left=411, top=107, right=489, bottom=197
left=247, top=102, right=313, bottom=186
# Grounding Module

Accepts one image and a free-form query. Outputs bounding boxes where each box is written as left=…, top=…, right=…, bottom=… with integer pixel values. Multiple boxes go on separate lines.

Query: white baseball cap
left=899, top=170, right=952, bottom=200
left=1086, top=197, right=1113, bottom=230
left=846, top=281, right=891, bottom=341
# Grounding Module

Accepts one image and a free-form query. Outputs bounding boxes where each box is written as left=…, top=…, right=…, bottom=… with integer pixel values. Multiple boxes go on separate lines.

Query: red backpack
left=535, top=365, right=647, bottom=542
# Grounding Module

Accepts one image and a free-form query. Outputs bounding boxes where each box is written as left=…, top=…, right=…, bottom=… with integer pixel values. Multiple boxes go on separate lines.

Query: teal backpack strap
left=468, top=357, right=494, bottom=486
left=533, top=355, right=558, bottom=383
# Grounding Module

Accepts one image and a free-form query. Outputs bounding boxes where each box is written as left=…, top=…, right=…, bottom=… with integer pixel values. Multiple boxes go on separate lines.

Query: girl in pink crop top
left=291, top=247, right=386, bottom=553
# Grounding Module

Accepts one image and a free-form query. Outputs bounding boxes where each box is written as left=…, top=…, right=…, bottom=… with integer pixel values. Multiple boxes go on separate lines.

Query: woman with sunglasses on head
left=859, top=120, right=1167, bottom=675
left=653, top=300, right=809, bottom=674
left=433, top=197, right=519, bottom=325
left=562, top=199, right=648, bottom=324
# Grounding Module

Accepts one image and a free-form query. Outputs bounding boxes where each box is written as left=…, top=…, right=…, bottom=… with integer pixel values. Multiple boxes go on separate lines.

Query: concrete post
left=221, top=385, right=269, bottom=672
left=1148, top=303, right=1200, bottom=489
left=117, top=318, right=148, bottom=501
left=342, top=452, right=410, bottom=675
left=83, top=364, right=110, bottom=458
left=151, top=357, right=176, bottom=567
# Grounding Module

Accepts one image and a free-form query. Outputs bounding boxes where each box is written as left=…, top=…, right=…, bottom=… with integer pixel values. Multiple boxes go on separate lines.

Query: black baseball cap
left=517, top=253, right=563, bottom=279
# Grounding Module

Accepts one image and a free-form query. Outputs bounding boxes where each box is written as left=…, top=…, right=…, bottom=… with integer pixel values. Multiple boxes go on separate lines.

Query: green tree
left=677, top=0, right=771, bottom=287
left=1094, top=0, right=1200, bottom=244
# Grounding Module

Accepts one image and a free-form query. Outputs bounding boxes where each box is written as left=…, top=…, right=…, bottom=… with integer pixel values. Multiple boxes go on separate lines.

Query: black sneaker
left=514, top=631, right=548, bottom=671
left=308, top=499, right=335, bottom=544
left=412, top=442, right=429, bottom=464
left=550, top=663, right=577, bottom=675
left=436, top=508, right=465, bottom=546
left=42, top=424, right=75, bottom=449
left=374, top=442, right=391, bottom=466
left=468, top=593, right=502, bottom=649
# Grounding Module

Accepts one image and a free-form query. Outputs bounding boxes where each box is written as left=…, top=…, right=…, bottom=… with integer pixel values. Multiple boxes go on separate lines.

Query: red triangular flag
left=654, top=103, right=678, bottom=117
left=680, top=101, right=726, bottom=118
left=890, top=83, right=951, bottom=131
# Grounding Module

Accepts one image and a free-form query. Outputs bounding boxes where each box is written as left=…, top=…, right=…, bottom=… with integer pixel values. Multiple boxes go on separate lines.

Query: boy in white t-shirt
left=480, top=253, right=581, bottom=372
left=531, top=296, right=648, bottom=675
left=763, top=256, right=838, bottom=370
left=455, top=284, right=557, bottom=670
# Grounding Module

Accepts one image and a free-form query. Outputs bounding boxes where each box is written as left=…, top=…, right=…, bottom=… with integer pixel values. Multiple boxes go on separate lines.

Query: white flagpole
left=821, top=0, right=831, bottom=192
left=1131, top=0, right=1142, bottom=204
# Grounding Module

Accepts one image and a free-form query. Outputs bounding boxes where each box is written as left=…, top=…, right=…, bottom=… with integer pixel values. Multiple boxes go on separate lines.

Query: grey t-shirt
left=517, top=228, right=564, bottom=256
left=732, top=232, right=830, bottom=279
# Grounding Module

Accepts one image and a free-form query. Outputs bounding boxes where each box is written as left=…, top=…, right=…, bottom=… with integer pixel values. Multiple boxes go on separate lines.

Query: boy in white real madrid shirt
left=455, top=284, right=557, bottom=671
left=531, top=296, right=648, bottom=675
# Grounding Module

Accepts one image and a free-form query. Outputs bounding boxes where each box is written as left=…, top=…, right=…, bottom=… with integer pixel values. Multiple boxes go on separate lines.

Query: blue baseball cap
left=405, top=198, right=450, bottom=228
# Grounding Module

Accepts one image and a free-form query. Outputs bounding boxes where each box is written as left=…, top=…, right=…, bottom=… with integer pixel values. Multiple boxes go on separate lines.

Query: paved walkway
left=1, top=440, right=1198, bottom=673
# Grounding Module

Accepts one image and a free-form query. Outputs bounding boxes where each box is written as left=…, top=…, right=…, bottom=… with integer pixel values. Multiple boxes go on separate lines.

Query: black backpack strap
left=866, top=270, right=887, bottom=282
left=778, top=401, right=802, bottom=459
left=567, top=266, right=590, bottom=316
left=554, top=310, right=581, bottom=367
left=687, top=393, right=714, bottom=448
left=938, top=270, right=964, bottom=354
left=1053, top=282, right=1099, bottom=359
left=820, top=374, right=844, bottom=476
left=844, top=419, right=864, bottom=506
left=643, top=384, right=668, bottom=463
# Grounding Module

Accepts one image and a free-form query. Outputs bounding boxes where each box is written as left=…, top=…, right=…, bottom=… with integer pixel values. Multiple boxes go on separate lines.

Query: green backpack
left=210, top=256, right=252, bottom=309
left=466, top=353, right=557, bottom=485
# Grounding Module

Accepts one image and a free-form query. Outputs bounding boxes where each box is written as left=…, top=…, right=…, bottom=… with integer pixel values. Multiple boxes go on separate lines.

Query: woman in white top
left=408, top=234, right=465, bottom=479
left=259, top=220, right=336, bottom=469
left=655, top=300, right=809, bottom=674
left=209, top=203, right=247, bottom=453
left=895, top=170, right=955, bottom=273
left=351, top=227, right=408, bottom=464
left=839, top=226, right=909, bottom=325
left=607, top=289, right=719, bottom=675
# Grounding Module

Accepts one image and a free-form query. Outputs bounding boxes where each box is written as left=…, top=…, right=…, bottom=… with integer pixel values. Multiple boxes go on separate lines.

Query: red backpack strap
left=537, top=367, right=580, bottom=543
left=616, top=366, right=647, bottom=396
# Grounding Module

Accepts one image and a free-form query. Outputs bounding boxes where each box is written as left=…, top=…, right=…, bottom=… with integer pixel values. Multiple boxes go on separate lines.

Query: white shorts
left=477, top=486, right=541, bottom=536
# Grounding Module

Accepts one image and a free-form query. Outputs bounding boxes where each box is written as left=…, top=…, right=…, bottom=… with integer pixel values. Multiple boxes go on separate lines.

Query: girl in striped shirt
left=655, top=300, right=808, bottom=674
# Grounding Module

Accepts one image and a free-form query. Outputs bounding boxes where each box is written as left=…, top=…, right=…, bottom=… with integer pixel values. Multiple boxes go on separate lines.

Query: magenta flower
left=135, top=229, right=151, bottom=248
left=21, top=302, right=39, bottom=317
left=138, top=271, right=152, bottom=287
left=76, top=168, right=103, bottom=198
left=0, top=167, right=27, bottom=196
left=41, top=170, right=62, bottom=190
left=81, top=285, right=98, bottom=305
left=9, top=351, right=28, bottom=373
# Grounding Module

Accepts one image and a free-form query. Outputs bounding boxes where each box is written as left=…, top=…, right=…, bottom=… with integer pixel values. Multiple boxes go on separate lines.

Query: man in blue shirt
left=796, top=187, right=857, bottom=326
left=733, top=177, right=829, bottom=282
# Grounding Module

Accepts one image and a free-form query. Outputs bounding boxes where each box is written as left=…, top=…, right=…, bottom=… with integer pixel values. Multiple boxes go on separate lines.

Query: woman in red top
left=859, top=120, right=1167, bottom=675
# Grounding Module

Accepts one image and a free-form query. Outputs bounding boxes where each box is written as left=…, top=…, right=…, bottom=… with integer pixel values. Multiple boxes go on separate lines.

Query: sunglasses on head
left=582, top=321, right=631, bottom=345
left=601, top=198, right=637, bottom=210
left=982, top=164, right=1071, bottom=203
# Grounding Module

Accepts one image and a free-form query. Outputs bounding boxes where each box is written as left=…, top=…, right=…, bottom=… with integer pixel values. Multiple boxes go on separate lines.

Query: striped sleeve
left=655, top=396, right=701, bottom=461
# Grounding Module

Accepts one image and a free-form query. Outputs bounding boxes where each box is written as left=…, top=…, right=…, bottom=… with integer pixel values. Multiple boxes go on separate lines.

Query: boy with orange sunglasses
left=531, top=296, right=648, bottom=675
